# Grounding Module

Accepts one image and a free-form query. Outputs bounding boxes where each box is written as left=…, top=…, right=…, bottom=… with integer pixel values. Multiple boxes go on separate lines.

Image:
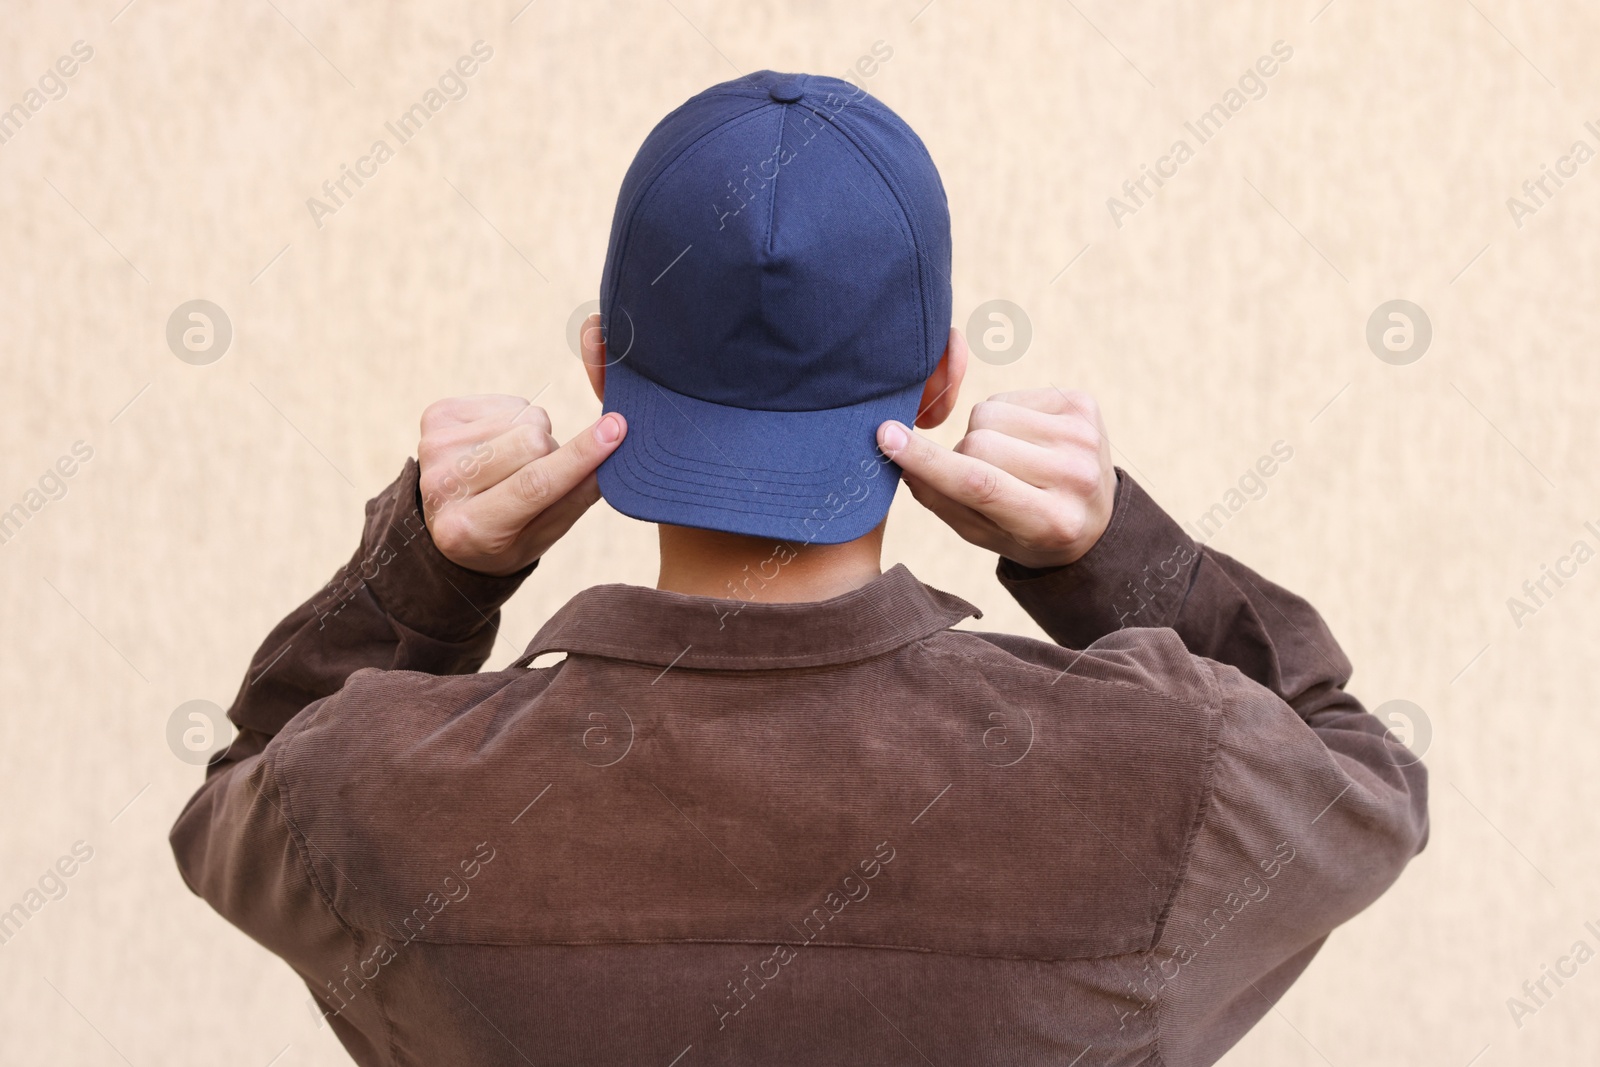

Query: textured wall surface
left=2, top=1, right=1597, bottom=1063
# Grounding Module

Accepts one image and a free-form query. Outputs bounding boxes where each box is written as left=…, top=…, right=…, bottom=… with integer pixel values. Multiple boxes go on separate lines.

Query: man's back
left=171, top=462, right=1426, bottom=1066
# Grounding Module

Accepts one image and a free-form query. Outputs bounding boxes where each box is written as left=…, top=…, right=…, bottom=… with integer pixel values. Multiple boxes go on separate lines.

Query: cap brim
left=597, top=358, right=917, bottom=544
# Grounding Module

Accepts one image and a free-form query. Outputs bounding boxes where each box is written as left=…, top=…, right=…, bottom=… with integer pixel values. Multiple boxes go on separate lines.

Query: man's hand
left=417, top=395, right=626, bottom=577
left=876, top=388, right=1116, bottom=570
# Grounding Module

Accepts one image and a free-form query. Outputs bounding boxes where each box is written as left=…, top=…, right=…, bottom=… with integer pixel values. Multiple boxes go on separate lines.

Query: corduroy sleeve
left=169, top=460, right=534, bottom=1062
left=999, top=470, right=1429, bottom=1065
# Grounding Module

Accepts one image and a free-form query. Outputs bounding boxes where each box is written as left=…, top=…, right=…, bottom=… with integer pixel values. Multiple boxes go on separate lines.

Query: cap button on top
left=769, top=77, right=805, bottom=104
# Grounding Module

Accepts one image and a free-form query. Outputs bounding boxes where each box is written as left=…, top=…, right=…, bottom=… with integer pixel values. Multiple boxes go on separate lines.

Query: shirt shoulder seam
left=925, top=628, right=1201, bottom=701
left=1148, top=657, right=1226, bottom=1067
left=269, top=752, right=404, bottom=1064
left=1152, top=660, right=1226, bottom=944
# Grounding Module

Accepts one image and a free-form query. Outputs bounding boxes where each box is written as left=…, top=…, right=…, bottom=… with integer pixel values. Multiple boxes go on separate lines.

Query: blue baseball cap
left=595, top=70, right=952, bottom=545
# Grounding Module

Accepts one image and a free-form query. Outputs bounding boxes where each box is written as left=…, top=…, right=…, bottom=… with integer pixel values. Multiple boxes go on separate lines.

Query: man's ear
left=581, top=313, right=606, bottom=401
left=914, top=327, right=968, bottom=429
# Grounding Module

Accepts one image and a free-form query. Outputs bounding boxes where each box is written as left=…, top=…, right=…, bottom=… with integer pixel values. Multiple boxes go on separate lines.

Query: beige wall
left=3, top=0, right=1597, bottom=1062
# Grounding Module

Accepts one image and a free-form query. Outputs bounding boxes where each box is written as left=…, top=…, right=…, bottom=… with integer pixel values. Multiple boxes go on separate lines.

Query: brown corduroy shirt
left=171, top=461, right=1427, bottom=1067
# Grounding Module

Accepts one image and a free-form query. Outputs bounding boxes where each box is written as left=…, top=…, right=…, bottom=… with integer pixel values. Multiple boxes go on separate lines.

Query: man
left=172, top=71, right=1427, bottom=1066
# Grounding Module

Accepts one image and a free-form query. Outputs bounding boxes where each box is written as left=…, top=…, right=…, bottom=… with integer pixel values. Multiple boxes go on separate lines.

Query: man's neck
left=656, top=523, right=886, bottom=603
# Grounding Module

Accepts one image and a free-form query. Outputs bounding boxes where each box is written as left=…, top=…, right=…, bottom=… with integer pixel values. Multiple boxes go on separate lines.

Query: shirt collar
left=513, top=563, right=981, bottom=671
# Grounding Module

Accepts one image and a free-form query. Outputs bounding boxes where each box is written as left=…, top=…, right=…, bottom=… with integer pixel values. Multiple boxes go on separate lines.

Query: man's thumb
left=877, top=420, right=929, bottom=471
left=531, top=412, right=626, bottom=502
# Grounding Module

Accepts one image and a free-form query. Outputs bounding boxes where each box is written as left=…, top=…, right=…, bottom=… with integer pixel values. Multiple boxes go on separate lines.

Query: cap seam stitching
left=604, top=100, right=773, bottom=340
left=795, top=101, right=933, bottom=376
left=765, top=103, right=786, bottom=255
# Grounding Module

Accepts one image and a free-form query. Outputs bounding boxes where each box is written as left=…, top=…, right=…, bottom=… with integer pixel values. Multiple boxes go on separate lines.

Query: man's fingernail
left=879, top=422, right=908, bottom=455
left=596, top=413, right=622, bottom=444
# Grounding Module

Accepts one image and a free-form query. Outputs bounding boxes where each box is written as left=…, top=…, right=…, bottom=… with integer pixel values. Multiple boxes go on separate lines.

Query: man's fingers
left=899, top=473, right=997, bottom=541
left=466, top=413, right=626, bottom=534
left=985, top=386, right=1102, bottom=424
left=502, top=404, right=553, bottom=434
left=418, top=400, right=549, bottom=473
left=461, top=422, right=560, bottom=491
left=501, top=472, right=604, bottom=561
left=884, top=388, right=1116, bottom=569
left=954, top=429, right=1092, bottom=491
left=966, top=398, right=1100, bottom=451
left=420, top=394, right=533, bottom=433
left=876, top=420, right=1039, bottom=526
